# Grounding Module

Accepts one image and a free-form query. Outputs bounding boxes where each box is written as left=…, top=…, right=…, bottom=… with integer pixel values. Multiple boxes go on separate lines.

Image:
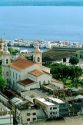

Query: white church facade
left=0, top=40, right=52, bottom=92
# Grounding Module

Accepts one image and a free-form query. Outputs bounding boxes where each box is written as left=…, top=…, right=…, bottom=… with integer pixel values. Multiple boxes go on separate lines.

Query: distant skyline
left=0, top=0, right=83, bottom=6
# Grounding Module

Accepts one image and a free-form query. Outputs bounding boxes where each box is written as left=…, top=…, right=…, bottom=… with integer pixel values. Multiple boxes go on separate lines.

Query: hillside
left=42, top=48, right=76, bottom=62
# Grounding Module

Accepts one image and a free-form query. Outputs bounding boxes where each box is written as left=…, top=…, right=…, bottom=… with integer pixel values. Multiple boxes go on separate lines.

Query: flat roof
left=19, top=78, right=34, bottom=86
left=48, top=97, right=64, bottom=104
left=11, top=97, right=23, bottom=105
left=29, top=69, right=44, bottom=77
left=36, top=98, right=55, bottom=106
left=3, top=90, right=15, bottom=99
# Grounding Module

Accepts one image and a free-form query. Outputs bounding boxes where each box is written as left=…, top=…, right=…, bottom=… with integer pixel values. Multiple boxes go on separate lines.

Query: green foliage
left=0, top=76, right=7, bottom=91
left=8, top=48, right=20, bottom=55
left=50, top=63, right=82, bottom=88
left=0, top=66, right=7, bottom=91
left=0, top=66, right=2, bottom=75
left=43, top=48, right=76, bottom=62
left=51, top=63, right=82, bottom=79
left=69, top=56, right=79, bottom=65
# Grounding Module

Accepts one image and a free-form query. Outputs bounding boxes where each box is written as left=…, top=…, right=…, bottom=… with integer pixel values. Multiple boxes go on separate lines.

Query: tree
left=50, top=63, right=82, bottom=88
left=0, top=66, right=7, bottom=91
left=8, top=48, right=20, bottom=55
left=69, top=56, right=79, bottom=65
left=0, top=76, right=7, bottom=91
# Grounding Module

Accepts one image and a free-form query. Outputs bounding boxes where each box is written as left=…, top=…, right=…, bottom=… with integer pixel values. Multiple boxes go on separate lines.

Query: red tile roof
left=29, top=69, right=44, bottom=77
left=19, top=79, right=34, bottom=86
left=10, top=58, right=34, bottom=71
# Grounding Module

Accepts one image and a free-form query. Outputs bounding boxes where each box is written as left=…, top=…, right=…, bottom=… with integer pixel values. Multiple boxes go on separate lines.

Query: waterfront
left=0, top=6, right=83, bottom=41
left=9, top=46, right=48, bottom=52
left=31, top=117, right=83, bottom=125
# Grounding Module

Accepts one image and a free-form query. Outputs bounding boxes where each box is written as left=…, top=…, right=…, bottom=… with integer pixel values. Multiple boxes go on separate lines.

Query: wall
left=17, top=82, right=40, bottom=92
left=16, top=108, right=37, bottom=124
left=0, top=114, right=13, bottom=125
left=37, top=73, right=52, bottom=85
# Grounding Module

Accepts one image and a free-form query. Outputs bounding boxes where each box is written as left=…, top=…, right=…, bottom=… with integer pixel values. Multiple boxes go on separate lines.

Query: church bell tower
left=33, top=44, right=42, bottom=65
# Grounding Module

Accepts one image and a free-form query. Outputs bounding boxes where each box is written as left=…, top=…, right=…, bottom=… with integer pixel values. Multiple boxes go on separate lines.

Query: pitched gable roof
left=10, top=58, right=34, bottom=71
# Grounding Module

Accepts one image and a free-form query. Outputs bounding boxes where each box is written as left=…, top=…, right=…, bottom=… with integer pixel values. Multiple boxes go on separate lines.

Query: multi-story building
left=0, top=102, right=13, bottom=125
left=34, top=97, right=69, bottom=119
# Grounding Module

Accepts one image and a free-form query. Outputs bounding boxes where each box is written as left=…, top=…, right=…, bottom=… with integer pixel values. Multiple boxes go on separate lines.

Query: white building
left=8, top=44, right=52, bottom=92
left=34, top=97, right=69, bottom=119
left=1, top=40, right=63, bottom=92
left=0, top=102, right=13, bottom=125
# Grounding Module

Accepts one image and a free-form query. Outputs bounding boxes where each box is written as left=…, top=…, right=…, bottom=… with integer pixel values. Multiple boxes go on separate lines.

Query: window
left=33, top=118, right=36, bottom=121
left=37, top=57, right=40, bottom=62
left=50, top=107, right=52, bottom=110
left=33, top=113, right=36, bottom=115
left=27, top=118, right=30, bottom=121
left=53, top=107, right=57, bottom=109
left=16, top=73, right=17, bottom=79
left=6, top=59, right=8, bottom=64
left=50, top=112, right=52, bottom=115
left=27, top=113, right=30, bottom=116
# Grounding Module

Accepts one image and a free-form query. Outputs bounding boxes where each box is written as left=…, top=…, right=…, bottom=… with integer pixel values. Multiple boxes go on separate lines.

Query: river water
left=31, top=116, right=83, bottom=125
left=0, top=6, right=83, bottom=42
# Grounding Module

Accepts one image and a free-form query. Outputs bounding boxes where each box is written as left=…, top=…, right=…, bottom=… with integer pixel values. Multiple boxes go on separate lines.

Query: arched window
left=6, top=59, right=8, bottom=64
left=37, top=57, right=40, bottom=62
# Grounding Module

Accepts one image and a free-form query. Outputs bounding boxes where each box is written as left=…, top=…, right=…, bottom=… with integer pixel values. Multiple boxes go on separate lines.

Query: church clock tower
left=2, top=42, right=11, bottom=82
left=33, top=44, right=42, bottom=65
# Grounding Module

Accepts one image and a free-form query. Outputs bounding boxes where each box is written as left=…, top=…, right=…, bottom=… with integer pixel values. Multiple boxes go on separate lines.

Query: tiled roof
left=29, top=69, right=44, bottom=77
left=19, top=79, right=34, bottom=86
left=10, top=58, right=34, bottom=71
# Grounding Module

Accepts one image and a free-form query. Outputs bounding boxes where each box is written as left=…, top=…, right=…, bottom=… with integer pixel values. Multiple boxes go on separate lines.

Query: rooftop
left=10, top=58, right=34, bottom=71
left=0, top=102, right=10, bottom=112
left=10, top=97, right=23, bottom=105
left=29, top=69, right=44, bottom=77
left=48, top=97, right=64, bottom=104
left=74, top=95, right=83, bottom=100
left=19, top=79, right=34, bottom=86
left=3, top=90, right=15, bottom=99
left=35, top=98, right=55, bottom=106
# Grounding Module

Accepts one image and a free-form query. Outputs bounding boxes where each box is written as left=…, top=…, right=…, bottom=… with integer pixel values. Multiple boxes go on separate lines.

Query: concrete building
left=0, top=102, right=13, bottom=125
left=34, top=97, right=69, bottom=119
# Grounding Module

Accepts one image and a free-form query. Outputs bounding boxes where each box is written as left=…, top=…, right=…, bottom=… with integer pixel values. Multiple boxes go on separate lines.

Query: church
left=0, top=40, right=52, bottom=92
